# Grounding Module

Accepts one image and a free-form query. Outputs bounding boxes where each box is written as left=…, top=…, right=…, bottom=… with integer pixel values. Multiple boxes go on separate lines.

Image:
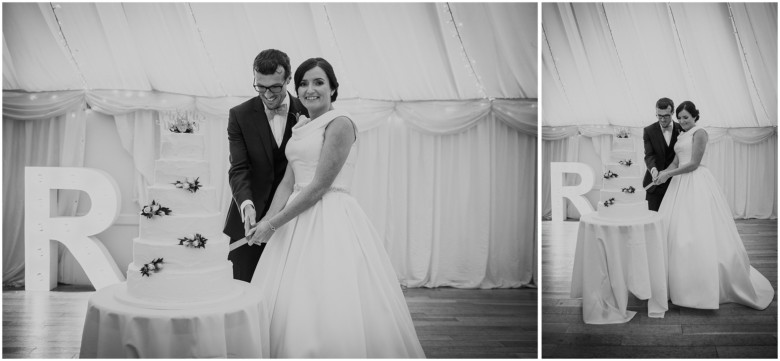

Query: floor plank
left=3, top=284, right=536, bottom=358
left=542, top=219, right=778, bottom=359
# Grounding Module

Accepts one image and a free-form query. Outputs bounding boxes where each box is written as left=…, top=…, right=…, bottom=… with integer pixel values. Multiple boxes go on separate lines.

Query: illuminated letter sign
left=25, top=167, right=125, bottom=291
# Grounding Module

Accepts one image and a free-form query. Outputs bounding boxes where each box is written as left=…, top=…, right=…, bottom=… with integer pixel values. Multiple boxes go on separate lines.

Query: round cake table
left=570, top=212, right=668, bottom=324
left=79, top=280, right=268, bottom=358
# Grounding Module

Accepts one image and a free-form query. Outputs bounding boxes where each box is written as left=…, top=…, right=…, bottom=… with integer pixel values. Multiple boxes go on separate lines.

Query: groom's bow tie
left=266, top=104, right=288, bottom=118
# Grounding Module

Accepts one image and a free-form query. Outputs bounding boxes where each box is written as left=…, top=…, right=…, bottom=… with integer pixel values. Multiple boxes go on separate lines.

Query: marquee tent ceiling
left=543, top=2, right=777, bottom=128
left=3, top=2, right=537, bottom=101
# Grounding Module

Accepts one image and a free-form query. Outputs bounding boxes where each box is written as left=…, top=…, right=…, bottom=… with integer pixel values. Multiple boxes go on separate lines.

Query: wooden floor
left=2, top=284, right=536, bottom=358
left=542, top=219, right=778, bottom=359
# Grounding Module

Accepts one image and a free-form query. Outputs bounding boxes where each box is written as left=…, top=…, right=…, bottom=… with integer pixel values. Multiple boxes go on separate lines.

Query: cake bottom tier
left=123, top=261, right=237, bottom=307
left=597, top=201, right=651, bottom=220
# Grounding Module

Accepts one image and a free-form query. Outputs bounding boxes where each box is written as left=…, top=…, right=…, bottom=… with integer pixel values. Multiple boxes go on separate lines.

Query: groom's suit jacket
left=642, top=121, right=683, bottom=195
left=223, top=93, right=307, bottom=281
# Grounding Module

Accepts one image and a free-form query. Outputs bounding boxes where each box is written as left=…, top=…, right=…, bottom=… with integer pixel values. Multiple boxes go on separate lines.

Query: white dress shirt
left=268, top=95, right=290, bottom=147
left=662, top=124, right=673, bottom=146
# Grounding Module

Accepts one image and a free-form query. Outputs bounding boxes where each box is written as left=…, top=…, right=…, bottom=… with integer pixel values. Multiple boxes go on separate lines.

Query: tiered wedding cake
left=596, top=128, right=653, bottom=219
left=117, top=114, right=240, bottom=309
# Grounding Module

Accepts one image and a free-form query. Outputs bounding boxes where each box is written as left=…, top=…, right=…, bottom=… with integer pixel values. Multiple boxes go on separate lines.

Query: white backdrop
left=3, top=3, right=537, bottom=289
left=541, top=3, right=777, bottom=219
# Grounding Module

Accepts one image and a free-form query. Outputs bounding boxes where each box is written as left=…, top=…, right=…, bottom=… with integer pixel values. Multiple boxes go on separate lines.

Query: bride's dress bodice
left=285, top=109, right=357, bottom=191
left=673, top=125, right=702, bottom=166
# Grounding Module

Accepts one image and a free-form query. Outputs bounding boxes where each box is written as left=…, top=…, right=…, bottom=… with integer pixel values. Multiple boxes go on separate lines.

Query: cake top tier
left=612, top=128, right=634, bottom=152
left=161, top=110, right=204, bottom=135
left=614, top=127, right=631, bottom=139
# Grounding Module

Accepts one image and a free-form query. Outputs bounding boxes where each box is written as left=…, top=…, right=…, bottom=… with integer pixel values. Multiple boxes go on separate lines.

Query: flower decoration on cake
left=172, top=177, right=202, bottom=193
left=603, top=170, right=619, bottom=179
left=140, top=258, right=164, bottom=277
left=618, top=159, right=633, bottom=167
left=178, top=233, right=208, bottom=249
left=615, top=127, right=630, bottom=139
left=621, top=186, right=636, bottom=194
left=603, top=198, right=615, bottom=207
left=167, top=110, right=198, bottom=134
left=140, top=200, right=172, bottom=219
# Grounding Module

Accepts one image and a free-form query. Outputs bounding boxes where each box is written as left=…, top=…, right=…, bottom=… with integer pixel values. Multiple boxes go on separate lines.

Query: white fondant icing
left=154, top=159, right=211, bottom=186
left=132, top=236, right=229, bottom=269
left=597, top=201, right=650, bottom=219
left=600, top=188, right=646, bottom=203
left=609, top=151, right=636, bottom=164
left=602, top=175, right=642, bottom=190
left=605, top=163, right=641, bottom=178
left=596, top=133, right=655, bottom=220
left=160, top=133, right=205, bottom=160
left=125, top=261, right=235, bottom=303
left=612, top=137, right=634, bottom=152
left=147, top=184, right=218, bottom=215
left=139, top=213, right=224, bottom=244
left=127, top=126, right=236, bottom=307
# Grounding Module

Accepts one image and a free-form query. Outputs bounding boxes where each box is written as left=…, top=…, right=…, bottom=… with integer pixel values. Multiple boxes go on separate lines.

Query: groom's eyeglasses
left=656, top=114, right=672, bottom=120
left=253, top=83, right=284, bottom=94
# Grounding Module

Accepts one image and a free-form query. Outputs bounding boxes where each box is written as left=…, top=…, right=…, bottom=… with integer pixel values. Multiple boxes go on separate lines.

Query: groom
left=224, top=49, right=307, bottom=282
left=642, top=97, right=683, bottom=211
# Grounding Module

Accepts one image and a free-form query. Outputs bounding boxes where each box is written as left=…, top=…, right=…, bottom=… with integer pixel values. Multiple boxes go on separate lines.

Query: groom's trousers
left=228, top=242, right=266, bottom=282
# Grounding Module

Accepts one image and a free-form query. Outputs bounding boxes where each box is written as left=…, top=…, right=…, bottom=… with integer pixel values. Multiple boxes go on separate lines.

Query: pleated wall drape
left=2, top=93, right=88, bottom=284
left=3, top=90, right=537, bottom=288
left=542, top=127, right=777, bottom=220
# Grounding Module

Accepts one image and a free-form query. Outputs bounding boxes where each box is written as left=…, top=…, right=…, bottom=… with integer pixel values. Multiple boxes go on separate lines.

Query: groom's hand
left=650, top=167, right=658, bottom=179
left=243, top=204, right=257, bottom=236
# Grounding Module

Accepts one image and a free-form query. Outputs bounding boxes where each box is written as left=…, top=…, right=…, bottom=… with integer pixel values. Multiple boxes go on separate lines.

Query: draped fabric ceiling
left=4, top=2, right=536, bottom=100
left=543, top=2, right=776, bottom=128
left=3, top=2, right=538, bottom=288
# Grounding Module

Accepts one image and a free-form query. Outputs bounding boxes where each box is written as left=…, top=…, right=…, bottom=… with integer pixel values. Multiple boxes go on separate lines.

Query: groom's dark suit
left=224, top=93, right=307, bottom=282
left=642, top=121, right=683, bottom=211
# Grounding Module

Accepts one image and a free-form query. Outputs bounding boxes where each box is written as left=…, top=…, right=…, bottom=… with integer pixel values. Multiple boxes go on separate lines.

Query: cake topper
left=162, top=109, right=203, bottom=134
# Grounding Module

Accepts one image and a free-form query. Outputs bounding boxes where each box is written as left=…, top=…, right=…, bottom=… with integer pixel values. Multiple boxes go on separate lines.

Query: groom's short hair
left=254, top=49, right=291, bottom=80
left=656, top=97, right=674, bottom=111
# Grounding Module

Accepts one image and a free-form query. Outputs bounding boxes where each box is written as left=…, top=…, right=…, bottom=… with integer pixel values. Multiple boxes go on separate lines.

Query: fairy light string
left=442, top=3, right=489, bottom=100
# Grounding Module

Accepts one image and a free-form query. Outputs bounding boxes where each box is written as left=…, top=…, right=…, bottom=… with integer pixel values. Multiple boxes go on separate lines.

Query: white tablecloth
left=570, top=212, right=668, bottom=324
left=79, top=280, right=268, bottom=358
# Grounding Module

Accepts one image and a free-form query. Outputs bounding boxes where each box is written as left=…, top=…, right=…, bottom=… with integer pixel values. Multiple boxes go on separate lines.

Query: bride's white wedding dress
left=250, top=109, right=425, bottom=358
left=659, top=124, right=774, bottom=310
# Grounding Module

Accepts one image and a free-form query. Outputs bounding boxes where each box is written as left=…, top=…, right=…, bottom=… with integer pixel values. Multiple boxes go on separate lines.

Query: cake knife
left=229, top=237, right=248, bottom=251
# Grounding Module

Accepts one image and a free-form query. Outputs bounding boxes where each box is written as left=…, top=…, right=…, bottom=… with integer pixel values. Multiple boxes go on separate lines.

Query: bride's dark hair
left=294, top=58, right=339, bottom=102
left=676, top=101, right=700, bottom=122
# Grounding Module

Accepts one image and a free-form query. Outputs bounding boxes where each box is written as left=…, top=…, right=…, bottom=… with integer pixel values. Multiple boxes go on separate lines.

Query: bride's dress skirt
left=251, top=190, right=426, bottom=358
left=659, top=166, right=774, bottom=310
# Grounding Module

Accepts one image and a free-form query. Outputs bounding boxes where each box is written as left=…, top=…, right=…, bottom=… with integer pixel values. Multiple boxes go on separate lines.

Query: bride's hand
left=654, top=171, right=671, bottom=185
left=253, top=220, right=275, bottom=244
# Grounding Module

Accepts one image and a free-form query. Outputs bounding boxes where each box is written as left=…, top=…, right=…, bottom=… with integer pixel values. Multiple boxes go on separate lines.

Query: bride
left=653, top=100, right=774, bottom=310
left=246, top=57, right=425, bottom=358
